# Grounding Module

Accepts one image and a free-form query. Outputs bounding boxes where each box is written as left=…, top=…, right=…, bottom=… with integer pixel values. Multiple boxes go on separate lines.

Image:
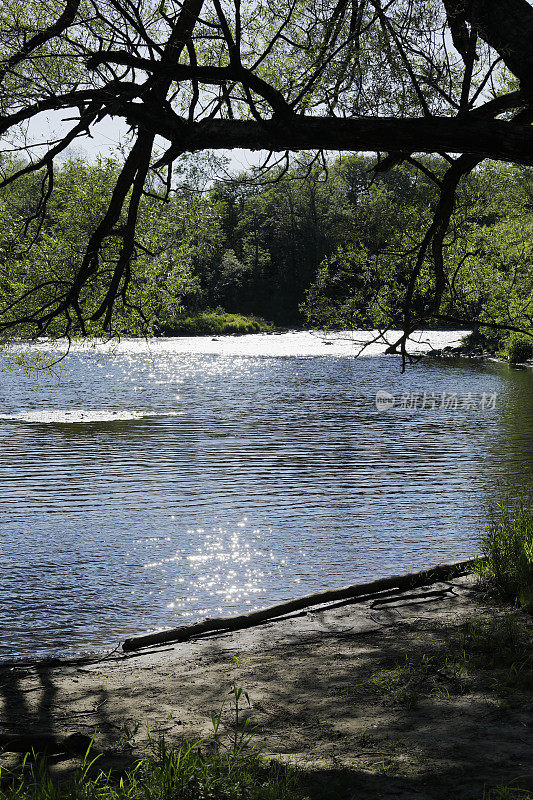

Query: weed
left=483, top=785, right=533, bottom=799
left=112, top=722, right=140, bottom=752
left=442, top=614, right=533, bottom=698
left=347, top=653, right=446, bottom=707
left=476, top=497, right=533, bottom=609
left=0, top=685, right=307, bottom=800
left=375, top=756, right=395, bottom=775
left=329, top=611, right=532, bottom=709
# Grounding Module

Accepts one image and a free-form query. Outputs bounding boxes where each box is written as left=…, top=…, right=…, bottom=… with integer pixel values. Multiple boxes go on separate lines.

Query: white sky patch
left=22, top=109, right=262, bottom=173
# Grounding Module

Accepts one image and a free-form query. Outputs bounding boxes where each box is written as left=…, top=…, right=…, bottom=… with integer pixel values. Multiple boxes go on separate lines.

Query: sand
left=1, top=574, right=532, bottom=800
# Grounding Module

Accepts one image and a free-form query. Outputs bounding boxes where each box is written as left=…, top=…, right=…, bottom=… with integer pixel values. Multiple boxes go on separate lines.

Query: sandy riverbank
left=1, top=574, right=532, bottom=800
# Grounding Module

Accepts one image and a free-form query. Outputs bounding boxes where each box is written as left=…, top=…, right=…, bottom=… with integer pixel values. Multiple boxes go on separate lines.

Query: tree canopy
left=1, top=0, right=533, bottom=361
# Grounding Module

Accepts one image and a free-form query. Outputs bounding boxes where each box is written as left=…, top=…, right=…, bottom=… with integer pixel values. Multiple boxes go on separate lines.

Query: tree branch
left=119, top=112, right=533, bottom=167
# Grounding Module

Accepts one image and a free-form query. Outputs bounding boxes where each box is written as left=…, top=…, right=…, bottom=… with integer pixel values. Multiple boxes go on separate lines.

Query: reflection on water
left=1, top=331, right=533, bottom=660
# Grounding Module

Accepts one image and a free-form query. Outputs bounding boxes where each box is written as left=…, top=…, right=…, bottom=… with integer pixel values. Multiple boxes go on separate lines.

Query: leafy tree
left=2, top=0, right=533, bottom=362
left=302, top=156, right=439, bottom=329
left=0, top=156, right=203, bottom=334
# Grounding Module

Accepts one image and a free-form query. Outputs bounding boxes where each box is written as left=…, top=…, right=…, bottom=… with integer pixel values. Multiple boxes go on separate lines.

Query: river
left=1, top=330, right=532, bottom=661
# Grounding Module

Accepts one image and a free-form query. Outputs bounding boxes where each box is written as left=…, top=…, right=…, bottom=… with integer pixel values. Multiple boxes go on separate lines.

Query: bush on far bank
left=501, top=333, right=533, bottom=364
left=157, top=309, right=273, bottom=336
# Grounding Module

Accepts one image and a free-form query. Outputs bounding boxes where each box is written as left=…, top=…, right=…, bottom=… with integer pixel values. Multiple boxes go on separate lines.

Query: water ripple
left=1, top=332, right=532, bottom=659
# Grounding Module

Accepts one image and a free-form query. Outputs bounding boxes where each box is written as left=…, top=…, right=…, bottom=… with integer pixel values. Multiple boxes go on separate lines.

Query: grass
left=483, top=788, right=533, bottom=799
left=320, top=607, right=533, bottom=798
left=329, top=611, right=533, bottom=707
left=0, top=740, right=306, bottom=800
left=2, top=643, right=532, bottom=800
left=476, top=497, right=533, bottom=609
left=158, top=311, right=272, bottom=336
left=2, top=580, right=532, bottom=800
left=0, top=685, right=308, bottom=800
left=445, top=613, right=533, bottom=699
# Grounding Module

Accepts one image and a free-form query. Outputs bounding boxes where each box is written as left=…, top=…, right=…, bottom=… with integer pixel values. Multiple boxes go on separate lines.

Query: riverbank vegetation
left=1, top=153, right=533, bottom=349
left=1, top=599, right=531, bottom=800
left=1, top=526, right=531, bottom=799
left=0, top=733, right=306, bottom=800
left=477, top=497, right=533, bottom=610
left=157, top=310, right=272, bottom=336
left=501, top=335, right=533, bottom=365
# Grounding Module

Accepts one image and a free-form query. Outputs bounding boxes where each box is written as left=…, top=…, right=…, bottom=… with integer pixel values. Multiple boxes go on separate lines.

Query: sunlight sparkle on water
left=146, top=520, right=278, bottom=615
left=2, top=329, right=528, bottom=660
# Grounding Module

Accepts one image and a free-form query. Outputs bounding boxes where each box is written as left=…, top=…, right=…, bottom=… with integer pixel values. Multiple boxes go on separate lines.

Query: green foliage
left=449, top=614, right=533, bottom=677
left=159, top=311, right=272, bottom=336
left=206, top=156, right=352, bottom=323
left=3, top=152, right=533, bottom=337
left=502, top=334, right=533, bottom=364
left=0, top=739, right=305, bottom=800
left=329, top=610, right=533, bottom=708
left=303, top=246, right=380, bottom=329
left=300, top=158, right=441, bottom=329
left=302, top=158, right=533, bottom=339
left=0, top=156, right=214, bottom=338
left=476, top=498, right=533, bottom=609
left=0, top=684, right=306, bottom=800
left=460, top=327, right=503, bottom=353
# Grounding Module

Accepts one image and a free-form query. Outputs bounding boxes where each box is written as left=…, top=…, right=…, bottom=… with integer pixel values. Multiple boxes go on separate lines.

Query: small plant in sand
left=112, top=721, right=140, bottom=752
left=476, top=497, right=533, bottom=610
left=0, top=685, right=306, bottom=800
left=210, top=681, right=258, bottom=757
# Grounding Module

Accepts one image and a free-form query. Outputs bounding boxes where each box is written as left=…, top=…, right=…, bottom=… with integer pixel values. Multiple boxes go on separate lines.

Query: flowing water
left=1, top=330, right=533, bottom=661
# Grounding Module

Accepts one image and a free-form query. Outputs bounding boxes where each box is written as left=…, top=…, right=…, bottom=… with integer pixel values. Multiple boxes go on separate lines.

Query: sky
left=27, top=109, right=260, bottom=174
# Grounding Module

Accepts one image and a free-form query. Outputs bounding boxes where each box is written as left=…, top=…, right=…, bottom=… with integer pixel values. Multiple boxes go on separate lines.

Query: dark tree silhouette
left=1, top=0, right=533, bottom=359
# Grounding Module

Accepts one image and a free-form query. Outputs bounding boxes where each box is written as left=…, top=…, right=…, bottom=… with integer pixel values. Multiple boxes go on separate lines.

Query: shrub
left=477, top=497, right=533, bottom=609
left=461, top=327, right=504, bottom=352
left=158, top=311, right=272, bottom=336
left=502, top=334, right=533, bottom=364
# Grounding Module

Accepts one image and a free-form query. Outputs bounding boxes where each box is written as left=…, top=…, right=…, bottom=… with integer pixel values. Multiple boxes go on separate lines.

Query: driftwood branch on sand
left=122, top=558, right=479, bottom=652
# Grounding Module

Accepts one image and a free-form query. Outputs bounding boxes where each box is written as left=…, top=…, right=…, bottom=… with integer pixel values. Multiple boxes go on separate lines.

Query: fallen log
left=122, top=557, right=479, bottom=652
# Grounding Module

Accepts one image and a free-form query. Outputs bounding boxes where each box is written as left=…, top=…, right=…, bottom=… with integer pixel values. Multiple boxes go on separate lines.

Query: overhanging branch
left=123, top=110, right=533, bottom=166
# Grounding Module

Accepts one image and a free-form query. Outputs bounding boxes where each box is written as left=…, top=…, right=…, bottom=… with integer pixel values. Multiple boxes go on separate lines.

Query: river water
left=1, top=330, right=533, bottom=661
